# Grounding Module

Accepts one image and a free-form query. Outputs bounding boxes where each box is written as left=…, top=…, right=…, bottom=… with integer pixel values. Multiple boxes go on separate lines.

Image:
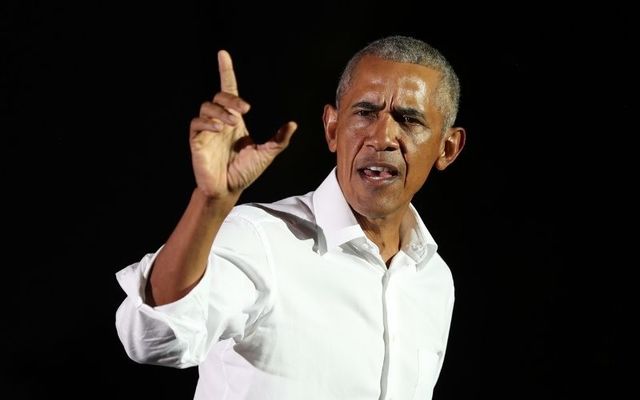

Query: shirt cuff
left=115, top=246, right=212, bottom=318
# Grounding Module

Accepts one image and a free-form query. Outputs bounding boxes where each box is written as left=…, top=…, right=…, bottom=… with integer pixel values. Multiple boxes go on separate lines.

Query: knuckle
left=237, top=100, right=250, bottom=113
left=212, top=92, right=226, bottom=103
left=199, top=102, right=212, bottom=114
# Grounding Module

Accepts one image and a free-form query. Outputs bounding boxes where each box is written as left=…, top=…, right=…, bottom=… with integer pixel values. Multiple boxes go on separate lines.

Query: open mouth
left=357, top=164, right=400, bottom=181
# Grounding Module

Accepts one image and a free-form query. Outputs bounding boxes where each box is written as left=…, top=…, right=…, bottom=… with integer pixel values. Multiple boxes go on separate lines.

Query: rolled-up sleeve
left=115, top=212, right=273, bottom=368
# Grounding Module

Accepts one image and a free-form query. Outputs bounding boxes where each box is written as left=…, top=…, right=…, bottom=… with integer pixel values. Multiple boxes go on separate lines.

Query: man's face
left=323, top=55, right=464, bottom=220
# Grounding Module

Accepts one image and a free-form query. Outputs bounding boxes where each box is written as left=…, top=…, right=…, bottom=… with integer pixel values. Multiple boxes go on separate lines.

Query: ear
left=435, top=127, right=466, bottom=171
left=323, top=104, right=338, bottom=153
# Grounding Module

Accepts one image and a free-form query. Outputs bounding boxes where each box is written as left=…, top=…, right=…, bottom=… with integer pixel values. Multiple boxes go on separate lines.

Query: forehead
left=345, top=55, right=442, bottom=106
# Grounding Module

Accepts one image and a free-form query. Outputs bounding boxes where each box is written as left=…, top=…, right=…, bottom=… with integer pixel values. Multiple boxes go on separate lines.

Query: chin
left=352, top=199, right=403, bottom=220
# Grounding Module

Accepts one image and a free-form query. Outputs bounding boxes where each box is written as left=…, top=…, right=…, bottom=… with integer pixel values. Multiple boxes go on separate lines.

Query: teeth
left=368, top=166, right=389, bottom=172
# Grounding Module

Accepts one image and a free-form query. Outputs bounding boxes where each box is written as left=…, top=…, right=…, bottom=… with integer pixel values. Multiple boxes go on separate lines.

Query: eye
left=401, top=115, right=421, bottom=125
left=355, top=109, right=375, bottom=117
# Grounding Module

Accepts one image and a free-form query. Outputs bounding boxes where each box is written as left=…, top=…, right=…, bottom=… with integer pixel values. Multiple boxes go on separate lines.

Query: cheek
left=411, top=129, right=439, bottom=146
left=405, top=140, right=441, bottom=174
left=336, top=138, right=358, bottom=171
left=411, top=132, right=442, bottom=156
left=339, top=117, right=372, bottom=140
left=338, top=129, right=365, bottom=154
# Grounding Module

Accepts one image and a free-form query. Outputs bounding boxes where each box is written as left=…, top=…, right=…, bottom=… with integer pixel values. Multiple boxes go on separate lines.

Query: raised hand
left=189, top=50, right=297, bottom=199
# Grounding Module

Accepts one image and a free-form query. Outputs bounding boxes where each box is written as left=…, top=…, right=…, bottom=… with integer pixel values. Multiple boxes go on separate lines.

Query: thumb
left=262, top=121, right=298, bottom=153
left=274, top=121, right=297, bottom=145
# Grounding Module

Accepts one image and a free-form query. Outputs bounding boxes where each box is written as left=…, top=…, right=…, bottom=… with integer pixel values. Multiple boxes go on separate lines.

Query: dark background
left=4, top=2, right=631, bottom=399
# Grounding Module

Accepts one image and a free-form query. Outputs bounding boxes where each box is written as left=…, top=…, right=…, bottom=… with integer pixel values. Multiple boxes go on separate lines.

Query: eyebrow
left=351, top=101, right=385, bottom=112
left=393, top=106, right=425, bottom=120
left=351, top=101, right=424, bottom=119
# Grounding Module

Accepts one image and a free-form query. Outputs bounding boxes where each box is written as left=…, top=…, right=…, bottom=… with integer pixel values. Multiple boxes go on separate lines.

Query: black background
left=4, top=2, right=632, bottom=399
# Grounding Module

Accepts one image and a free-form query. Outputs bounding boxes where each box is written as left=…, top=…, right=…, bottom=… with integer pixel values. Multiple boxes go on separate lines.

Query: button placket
left=385, top=272, right=398, bottom=398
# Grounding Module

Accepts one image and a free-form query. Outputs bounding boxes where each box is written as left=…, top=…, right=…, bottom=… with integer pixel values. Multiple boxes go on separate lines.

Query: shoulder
left=228, top=191, right=316, bottom=227
left=215, top=191, right=321, bottom=253
left=429, top=251, right=454, bottom=285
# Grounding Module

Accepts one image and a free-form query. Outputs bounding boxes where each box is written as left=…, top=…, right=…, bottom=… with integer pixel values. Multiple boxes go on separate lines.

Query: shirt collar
left=312, top=168, right=438, bottom=267
left=312, top=168, right=366, bottom=251
left=401, top=204, right=438, bottom=266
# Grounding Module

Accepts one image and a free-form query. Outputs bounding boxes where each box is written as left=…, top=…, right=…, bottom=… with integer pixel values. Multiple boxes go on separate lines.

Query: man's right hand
left=189, top=50, right=297, bottom=200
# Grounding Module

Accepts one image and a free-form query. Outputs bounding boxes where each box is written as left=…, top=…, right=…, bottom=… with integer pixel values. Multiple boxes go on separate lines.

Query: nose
left=366, top=113, right=400, bottom=151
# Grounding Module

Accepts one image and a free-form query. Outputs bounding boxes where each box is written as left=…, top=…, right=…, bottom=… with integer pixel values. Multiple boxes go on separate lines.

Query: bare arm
left=146, top=50, right=297, bottom=306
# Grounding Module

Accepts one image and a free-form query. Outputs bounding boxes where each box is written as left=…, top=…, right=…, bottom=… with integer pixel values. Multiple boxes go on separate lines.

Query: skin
left=323, top=55, right=465, bottom=263
left=146, top=50, right=297, bottom=305
left=145, top=51, right=465, bottom=305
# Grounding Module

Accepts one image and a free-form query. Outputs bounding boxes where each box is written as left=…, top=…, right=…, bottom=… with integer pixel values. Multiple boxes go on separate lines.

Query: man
left=116, top=35, right=465, bottom=400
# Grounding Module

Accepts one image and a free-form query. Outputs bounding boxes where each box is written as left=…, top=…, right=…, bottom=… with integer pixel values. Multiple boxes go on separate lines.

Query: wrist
left=192, top=187, right=241, bottom=215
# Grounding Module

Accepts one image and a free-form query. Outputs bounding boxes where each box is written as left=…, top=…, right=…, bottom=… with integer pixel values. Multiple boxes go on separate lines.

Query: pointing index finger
left=218, top=50, right=238, bottom=96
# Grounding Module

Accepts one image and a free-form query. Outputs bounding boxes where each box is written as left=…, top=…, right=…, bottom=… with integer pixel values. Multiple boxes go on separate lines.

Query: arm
left=146, top=50, right=297, bottom=306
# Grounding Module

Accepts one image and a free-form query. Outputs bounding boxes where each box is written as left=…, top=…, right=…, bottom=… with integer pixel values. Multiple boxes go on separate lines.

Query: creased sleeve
left=433, top=286, right=455, bottom=382
left=114, top=210, right=274, bottom=369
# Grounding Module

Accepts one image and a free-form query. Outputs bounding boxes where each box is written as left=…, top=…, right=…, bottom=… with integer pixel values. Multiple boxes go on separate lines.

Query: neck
left=355, top=207, right=408, bottom=266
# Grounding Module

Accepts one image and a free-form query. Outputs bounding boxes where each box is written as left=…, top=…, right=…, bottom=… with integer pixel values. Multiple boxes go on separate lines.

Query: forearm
left=146, top=188, right=240, bottom=306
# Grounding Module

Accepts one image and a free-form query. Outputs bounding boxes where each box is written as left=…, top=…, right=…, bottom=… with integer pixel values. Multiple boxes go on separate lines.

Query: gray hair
left=336, top=35, right=461, bottom=131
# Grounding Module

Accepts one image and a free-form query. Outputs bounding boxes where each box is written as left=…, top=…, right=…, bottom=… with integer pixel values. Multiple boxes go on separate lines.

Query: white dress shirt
left=115, top=168, right=455, bottom=400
